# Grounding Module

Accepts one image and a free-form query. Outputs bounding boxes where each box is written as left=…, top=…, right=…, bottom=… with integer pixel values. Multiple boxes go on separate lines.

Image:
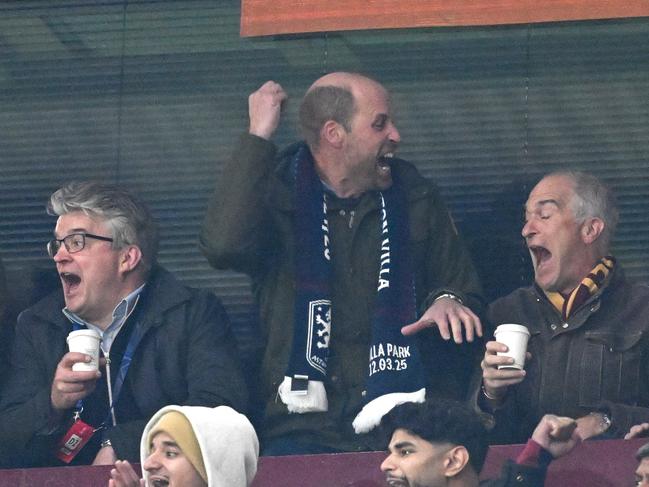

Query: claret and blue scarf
left=278, top=144, right=425, bottom=434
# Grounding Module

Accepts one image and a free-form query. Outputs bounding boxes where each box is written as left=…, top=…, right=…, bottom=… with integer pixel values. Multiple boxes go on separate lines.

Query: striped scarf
left=545, top=256, right=615, bottom=320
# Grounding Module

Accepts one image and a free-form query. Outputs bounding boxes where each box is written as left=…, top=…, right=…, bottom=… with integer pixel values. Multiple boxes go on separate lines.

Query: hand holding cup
left=66, top=329, right=101, bottom=371
left=50, top=330, right=103, bottom=414
left=494, top=324, right=530, bottom=370
left=481, top=325, right=531, bottom=401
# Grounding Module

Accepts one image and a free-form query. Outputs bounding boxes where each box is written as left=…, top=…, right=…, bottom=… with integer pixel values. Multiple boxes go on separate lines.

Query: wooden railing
left=0, top=437, right=644, bottom=486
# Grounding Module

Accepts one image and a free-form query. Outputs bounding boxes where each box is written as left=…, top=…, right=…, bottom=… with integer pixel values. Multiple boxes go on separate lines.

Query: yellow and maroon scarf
left=545, top=256, right=615, bottom=321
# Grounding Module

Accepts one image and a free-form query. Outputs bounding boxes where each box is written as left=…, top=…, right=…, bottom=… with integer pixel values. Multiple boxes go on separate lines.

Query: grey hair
left=298, top=85, right=356, bottom=151
left=636, top=442, right=649, bottom=460
left=48, top=181, right=158, bottom=274
left=548, top=170, right=619, bottom=253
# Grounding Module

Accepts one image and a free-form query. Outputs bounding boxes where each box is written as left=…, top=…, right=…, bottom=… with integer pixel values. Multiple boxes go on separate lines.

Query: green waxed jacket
left=200, top=133, right=485, bottom=451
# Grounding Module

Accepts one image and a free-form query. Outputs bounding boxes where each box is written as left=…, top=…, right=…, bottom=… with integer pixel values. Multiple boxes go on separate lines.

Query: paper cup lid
left=494, top=324, right=530, bottom=336
left=66, top=329, right=101, bottom=343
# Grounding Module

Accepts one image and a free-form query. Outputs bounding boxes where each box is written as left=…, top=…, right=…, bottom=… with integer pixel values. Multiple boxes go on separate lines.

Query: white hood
left=140, top=405, right=259, bottom=487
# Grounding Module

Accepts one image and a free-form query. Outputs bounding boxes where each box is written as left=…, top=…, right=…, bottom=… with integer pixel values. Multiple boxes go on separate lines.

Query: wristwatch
left=600, top=412, right=612, bottom=431
left=433, top=292, right=463, bottom=305
left=590, top=411, right=612, bottom=433
left=100, top=438, right=112, bottom=449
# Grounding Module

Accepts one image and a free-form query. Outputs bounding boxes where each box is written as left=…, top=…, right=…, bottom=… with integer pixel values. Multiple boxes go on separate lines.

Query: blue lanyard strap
left=72, top=320, right=146, bottom=427
left=106, top=323, right=146, bottom=423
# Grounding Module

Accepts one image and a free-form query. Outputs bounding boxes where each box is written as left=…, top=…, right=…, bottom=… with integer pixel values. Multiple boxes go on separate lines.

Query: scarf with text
left=278, top=144, right=425, bottom=433
left=545, top=256, right=615, bottom=320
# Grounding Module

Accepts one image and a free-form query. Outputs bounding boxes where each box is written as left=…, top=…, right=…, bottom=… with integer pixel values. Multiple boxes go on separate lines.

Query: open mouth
left=529, top=245, right=551, bottom=269
left=385, top=476, right=408, bottom=487
left=377, top=152, right=394, bottom=173
left=60, top=272, right=81, bottom=293
left=150, top=478, right=169, bottom=487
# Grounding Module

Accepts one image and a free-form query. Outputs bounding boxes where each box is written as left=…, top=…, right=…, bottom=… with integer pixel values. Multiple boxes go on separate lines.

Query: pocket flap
left=585, top=331, right=643, bottom=352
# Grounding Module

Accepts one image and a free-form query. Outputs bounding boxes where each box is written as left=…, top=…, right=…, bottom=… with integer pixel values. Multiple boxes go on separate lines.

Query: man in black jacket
left=0, top=182, right=246, bottom=468
left=380, top=400, right=580, bottom=487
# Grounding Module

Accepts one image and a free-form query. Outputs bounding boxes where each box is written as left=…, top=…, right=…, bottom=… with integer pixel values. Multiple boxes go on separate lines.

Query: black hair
left=380, top=399, right=489, bottom=473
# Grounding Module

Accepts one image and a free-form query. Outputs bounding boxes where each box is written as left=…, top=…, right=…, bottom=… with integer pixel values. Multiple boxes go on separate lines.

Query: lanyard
left=72, top=316, right=146, bottom=428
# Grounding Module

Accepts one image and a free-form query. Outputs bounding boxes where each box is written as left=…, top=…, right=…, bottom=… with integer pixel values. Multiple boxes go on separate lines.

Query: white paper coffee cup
left=494, top=324, right=530, bottom=370
left=66, top=329, right=102, bottom=372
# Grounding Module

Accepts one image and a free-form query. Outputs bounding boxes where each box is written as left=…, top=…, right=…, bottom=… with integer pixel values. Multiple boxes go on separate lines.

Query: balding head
left=308, top=72, right=381, bottom=92
left=299, top=72, right=387, bottom=151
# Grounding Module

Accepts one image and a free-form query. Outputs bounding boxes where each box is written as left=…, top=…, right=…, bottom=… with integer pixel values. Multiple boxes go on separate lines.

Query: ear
left=320, top=120, right=346, bottom=149
left=119, top=245, right=143, bottom=274
left=443, top=446, right=470, bottom=478
left=581, top=217, right=605, bottom=245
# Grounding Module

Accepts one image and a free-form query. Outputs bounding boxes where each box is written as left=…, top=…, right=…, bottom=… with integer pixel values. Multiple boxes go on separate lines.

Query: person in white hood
left=109, top=405, right=259, bottom=487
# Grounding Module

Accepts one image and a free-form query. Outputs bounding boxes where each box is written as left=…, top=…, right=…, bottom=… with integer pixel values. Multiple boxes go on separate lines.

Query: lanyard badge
left=54, top=412, right=96, bottom=463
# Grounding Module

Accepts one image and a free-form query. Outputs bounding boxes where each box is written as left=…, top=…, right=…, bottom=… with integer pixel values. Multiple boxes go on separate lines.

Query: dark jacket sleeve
left=107, top=290, right=248, bottom=462
left=471, top=300, right=538, bottom=445
left=480, top=460, right=548, bottom=487
left=420, top=181, right=485, bottom=317
left=0, top=309, right=65, bottom=467
left=199, top=133, right=278, bottom=275
left=177, top=291, right=248, bottom=411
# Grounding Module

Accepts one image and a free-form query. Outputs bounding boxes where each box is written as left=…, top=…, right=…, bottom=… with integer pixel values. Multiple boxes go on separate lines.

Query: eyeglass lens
left=47, top=233, right=86, bottom=258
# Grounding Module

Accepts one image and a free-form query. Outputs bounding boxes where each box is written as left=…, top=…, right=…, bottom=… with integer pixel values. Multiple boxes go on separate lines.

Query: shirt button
left=516, top=474, right=525, bottom=482
left=562, top=323, right=569, bottom=329
left=361, top=390, right=367, bottom=397
left=339, top=210, right=346, bottom=216
left=550, top=324, right=557, bottom=331
left=331, top=375, right=339, bottom=383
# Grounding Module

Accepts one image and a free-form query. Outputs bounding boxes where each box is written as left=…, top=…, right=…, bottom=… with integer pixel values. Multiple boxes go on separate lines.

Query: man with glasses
left=0, top=182, right=246, bottom=468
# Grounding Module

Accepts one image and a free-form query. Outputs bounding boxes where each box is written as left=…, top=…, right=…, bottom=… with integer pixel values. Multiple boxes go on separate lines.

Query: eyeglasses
left=47, top=232, right=114, bottom=258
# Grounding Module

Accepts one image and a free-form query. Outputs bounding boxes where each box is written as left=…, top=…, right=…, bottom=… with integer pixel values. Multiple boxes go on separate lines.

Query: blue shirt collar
left=63, top=283, right=146, bottom=352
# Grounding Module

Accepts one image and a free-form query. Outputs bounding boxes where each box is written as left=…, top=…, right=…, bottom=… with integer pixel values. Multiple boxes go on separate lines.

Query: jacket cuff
left=422, top=288, right=468, bottom=312
left=516, top=439, right=553, bottom=467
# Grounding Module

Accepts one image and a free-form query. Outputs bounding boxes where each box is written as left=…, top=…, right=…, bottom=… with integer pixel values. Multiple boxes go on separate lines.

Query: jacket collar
left=531, top=264, right=624, bottom=330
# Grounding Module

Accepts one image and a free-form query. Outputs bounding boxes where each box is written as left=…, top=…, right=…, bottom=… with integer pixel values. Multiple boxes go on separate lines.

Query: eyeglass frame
left=47, top=232, right=114, bottom=259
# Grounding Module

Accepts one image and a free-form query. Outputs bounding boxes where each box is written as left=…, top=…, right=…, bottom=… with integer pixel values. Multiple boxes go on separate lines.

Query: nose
left=143, top=450, right=161, bottom=472
left=521, top=219, right=536, bottom=240
left=380, top=454, right=395, bottom=473
left=52, top=244, right=71, bottom=263
left=388, top=122, right=401, bottom=145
